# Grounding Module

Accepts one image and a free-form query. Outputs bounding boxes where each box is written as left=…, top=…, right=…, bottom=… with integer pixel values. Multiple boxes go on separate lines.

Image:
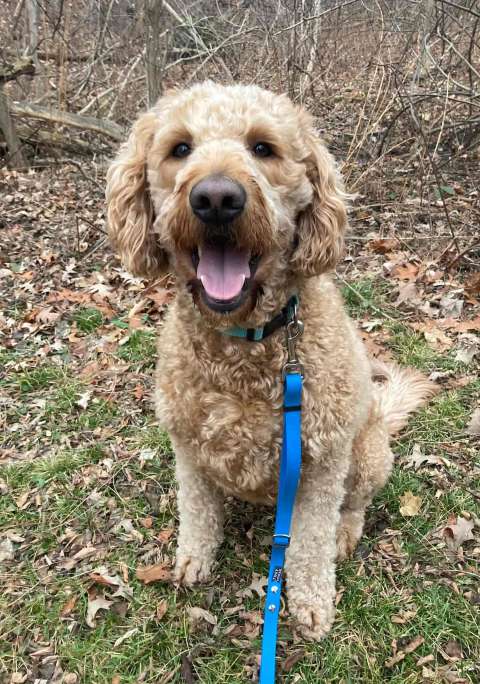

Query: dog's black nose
left=190, top=175, right=246, bottom=225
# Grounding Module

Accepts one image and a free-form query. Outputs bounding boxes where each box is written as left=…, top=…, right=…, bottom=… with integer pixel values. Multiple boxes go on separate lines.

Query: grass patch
left=341, top=277, right=391, bottom=317
left=117, top=330, right=157, bottom=366
left=72, top=307, right=104, bottom=333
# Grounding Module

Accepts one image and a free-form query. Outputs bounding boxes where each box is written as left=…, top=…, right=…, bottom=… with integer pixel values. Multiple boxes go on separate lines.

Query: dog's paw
left=288, top=595, right=335, bottom=641
left=174, top=555, right=213, bottom=586
left=336, top=511, right=363, bottom=561
left=336, top=524, right=357, bottom=562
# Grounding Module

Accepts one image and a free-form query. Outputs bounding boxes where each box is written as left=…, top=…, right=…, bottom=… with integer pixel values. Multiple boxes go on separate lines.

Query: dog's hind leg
left=336, top=408, right=393, bottom=561
left=173, top=443, right=224, bottom=586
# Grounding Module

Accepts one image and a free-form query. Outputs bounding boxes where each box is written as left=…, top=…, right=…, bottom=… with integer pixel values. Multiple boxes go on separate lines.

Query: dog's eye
left=172, top=142, right=191, bottom=158
left=252, top=142, right=273, bottom=158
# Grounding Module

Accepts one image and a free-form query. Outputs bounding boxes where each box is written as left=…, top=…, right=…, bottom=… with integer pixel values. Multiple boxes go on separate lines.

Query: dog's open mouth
left=192, top=241, right=261, bottom=313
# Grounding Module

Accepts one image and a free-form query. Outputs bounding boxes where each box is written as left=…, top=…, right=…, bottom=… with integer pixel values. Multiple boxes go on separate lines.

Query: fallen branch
left=0, top=56, right=35, bottom=83
left=10, top=101, right=124, bottom=142
left=15, top=127, right=100, bottom=155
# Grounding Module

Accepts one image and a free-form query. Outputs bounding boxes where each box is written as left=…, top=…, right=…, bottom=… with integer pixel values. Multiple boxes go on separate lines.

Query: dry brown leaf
left=136, top=562, right=171, bottom=584
left=441, top=316, right=480, bottom=333
left=156, top=599, right=168, bottom=621
left=464, top=272, right=480, bottom=297
left=391, top=262, right=419, bottom=282
left=60, top=595, right=77, bottom=617
left=157, top=527, right=174, bottom=543
left=385, top=651, right=406, bottom=668
left=399, top=491, right=422, bottom=517
left=86, top=596, right=112, bottom=628
left=423, top=328, right=453, bottom=352
left=141, top=515, right=153, bottom=529
left=394, top=282, right=422, bottom=307
left=443, top=517, right=475, bottom=551
left=368, top=238, right=399, bottom=253
left=443, top=640, right=463, bottom=661
left=186, top=606, right=217, bottom=631
left=391, top=608, right=418, bottom=624
left=404, top=635, right=425, bottom=654
left=282, top=649, right=305, bottom=672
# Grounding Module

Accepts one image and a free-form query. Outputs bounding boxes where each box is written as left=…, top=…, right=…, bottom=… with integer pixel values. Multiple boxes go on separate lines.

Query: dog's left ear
left=291, top=126, right=348, bottom=276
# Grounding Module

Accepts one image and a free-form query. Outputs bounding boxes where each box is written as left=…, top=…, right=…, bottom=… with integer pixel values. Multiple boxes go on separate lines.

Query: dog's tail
left=372, top=359, right=437, bottom=435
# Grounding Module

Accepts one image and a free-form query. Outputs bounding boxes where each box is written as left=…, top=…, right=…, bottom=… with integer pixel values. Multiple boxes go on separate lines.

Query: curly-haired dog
left=106, top=82, right=434, bottom=639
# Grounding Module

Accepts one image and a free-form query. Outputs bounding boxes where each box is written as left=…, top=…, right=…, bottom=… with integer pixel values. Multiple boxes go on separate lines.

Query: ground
left=0, top=164, right=479, bottom=684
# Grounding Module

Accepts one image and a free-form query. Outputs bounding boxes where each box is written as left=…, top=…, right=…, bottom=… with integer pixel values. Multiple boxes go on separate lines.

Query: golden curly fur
left=106, top=82, right=435, bottom=640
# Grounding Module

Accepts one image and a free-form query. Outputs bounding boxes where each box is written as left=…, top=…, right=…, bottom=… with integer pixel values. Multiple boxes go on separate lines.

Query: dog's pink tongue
left=197, top=244, right=250, bottom=300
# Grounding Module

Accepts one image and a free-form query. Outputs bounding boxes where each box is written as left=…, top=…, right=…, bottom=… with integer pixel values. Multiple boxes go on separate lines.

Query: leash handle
left=259, top=371, right=303, bottom=683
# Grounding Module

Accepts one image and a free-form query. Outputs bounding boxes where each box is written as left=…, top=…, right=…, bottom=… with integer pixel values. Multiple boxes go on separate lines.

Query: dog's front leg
left=285, top=454, right=348, bottom=640
left=173, top=446, right=224, bottom=586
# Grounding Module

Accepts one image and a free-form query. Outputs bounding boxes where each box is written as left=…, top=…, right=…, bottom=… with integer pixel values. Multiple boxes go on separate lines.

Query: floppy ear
left=291, top=129, right=348, bottom=276
left=106, top=111, right=168, bottom=278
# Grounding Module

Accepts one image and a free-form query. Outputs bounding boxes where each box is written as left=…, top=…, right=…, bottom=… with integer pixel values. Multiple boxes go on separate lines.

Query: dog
left=106, top=81, right=434, bottom=639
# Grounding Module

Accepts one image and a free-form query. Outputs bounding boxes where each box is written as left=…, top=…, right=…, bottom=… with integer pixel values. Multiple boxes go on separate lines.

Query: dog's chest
left=155, top=350, right=284, bottom=503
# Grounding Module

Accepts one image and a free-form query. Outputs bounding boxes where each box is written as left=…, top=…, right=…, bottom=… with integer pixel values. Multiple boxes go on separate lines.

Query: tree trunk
left=0, top=85, right=28, bottom=168
left=144, top=0, right=167, bottom=106
left=26, top=0, right=39, bottom=65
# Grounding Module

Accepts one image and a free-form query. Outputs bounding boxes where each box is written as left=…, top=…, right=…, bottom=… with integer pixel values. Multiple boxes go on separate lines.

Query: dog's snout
left=190, top=175, right=246, bottom=225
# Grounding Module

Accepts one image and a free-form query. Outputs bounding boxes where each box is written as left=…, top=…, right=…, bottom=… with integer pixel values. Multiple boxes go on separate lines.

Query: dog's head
left=106, top=82, right=348, bottom=325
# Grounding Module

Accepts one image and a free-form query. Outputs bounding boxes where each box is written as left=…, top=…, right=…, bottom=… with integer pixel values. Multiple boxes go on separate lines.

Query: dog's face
left=106, top=82, right=348, bottom=324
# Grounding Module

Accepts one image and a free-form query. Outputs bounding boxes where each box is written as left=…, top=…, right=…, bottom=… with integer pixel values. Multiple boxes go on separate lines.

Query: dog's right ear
left=106, top=111, right=168, bottom=278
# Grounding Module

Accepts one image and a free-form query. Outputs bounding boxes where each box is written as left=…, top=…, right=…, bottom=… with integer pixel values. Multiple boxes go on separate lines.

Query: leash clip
left=283, top=300, right=304, bottom=377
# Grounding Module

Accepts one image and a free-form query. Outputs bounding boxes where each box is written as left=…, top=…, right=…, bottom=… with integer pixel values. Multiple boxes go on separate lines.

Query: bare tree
left=144, top=0, right=169, bottom=106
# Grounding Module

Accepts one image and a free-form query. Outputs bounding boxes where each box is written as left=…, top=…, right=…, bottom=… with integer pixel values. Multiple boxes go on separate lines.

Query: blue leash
left=259, top=309, right=304, bottom=683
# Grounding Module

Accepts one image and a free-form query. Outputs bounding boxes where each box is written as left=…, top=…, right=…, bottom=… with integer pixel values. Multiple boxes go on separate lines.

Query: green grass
left=117, top=330, right=157, bottom=365
left=1, top=275, right=479, bottom=683
left=72, top=307, right=104, bottom=333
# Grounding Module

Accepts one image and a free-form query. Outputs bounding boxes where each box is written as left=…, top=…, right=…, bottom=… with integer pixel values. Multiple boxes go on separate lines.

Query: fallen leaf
left=385, top=651, right=406, bottom=668
left=60, top=595, right=77, bottom=617
left=136, top=562, right=171, bottom=584
left=391, top=608, right=418, bottom=624
left=443, top=640, right=463, bottom=661
left=404, top=635, right=424, bottom=654
left=113, top=627, right=138, bottom=648
left=186, top=606, right=217, bottom=628
left=76, top=391, right=92, bottom=410
left=391, top=261, right=419, bottom=281
left=0, top=538, right=15, bottom=562
left=282, top=650, right=305, bottom=672
left=464, top=272, right=480, bottom=297
left=443, top=517, right=475, bottom=551
left=156, top=599, right=168, bottom=620
left=466, top=408, right=480, bottom=436
left=423, top=328, right=453, bottom=352
left=399, top=491, right=422, bottom=517
left=89, top=566, right=133, bottom=599
left=455, top=333, right=479, bottom=364
left=63, top=674, right=78, bottom=684
left=394, top=282, right=422, bottom=307
left=86, top=596, right=112, bottom=628
left=141, top=516, right=153, bottom=529
left=440, top=295, right=463, bottom=318
left=368, top=237, right=399, bottom=253
left=157, top=527, right=174, bottom=543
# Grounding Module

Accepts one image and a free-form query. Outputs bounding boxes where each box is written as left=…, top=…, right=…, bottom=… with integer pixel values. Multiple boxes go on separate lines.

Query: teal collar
left=222, top=295, right=299, bottom=342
